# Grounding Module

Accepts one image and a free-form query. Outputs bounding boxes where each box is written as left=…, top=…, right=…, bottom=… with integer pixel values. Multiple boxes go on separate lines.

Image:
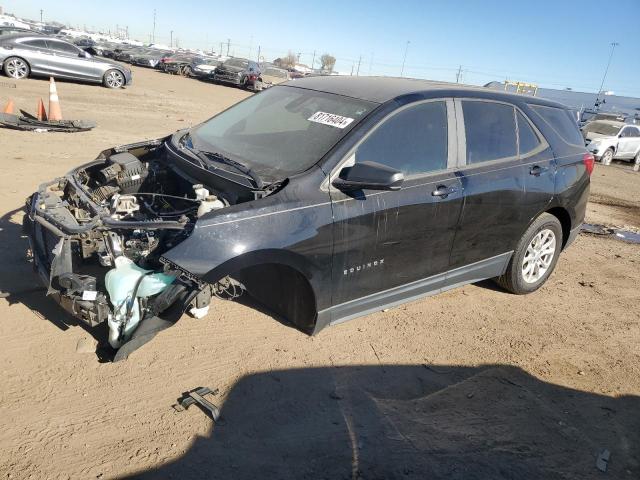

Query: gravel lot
left=0, top=67, right=638, bottom=479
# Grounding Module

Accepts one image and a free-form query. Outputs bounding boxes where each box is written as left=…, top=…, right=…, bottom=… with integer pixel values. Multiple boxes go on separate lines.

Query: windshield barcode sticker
left=308, top=111, right=354, bottom=129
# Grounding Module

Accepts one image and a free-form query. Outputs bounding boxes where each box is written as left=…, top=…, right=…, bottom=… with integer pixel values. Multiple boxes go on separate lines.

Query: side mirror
left=80, top=51, right=91, bottom=58
left=332, top=161, right=404, bottom=192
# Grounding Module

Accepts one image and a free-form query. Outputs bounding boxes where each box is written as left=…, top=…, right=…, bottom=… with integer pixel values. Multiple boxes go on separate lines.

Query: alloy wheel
left=601, top=149, right=613, bottom=165
left=6, top=58, right=28, bottom=79
left=522, top=228, right=556, bottom=284
left=105, top=70, right=124, bottom=88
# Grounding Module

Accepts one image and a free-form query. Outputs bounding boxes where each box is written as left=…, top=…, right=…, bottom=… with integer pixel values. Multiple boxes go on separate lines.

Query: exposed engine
left=25, top=142, right=232, bottom=352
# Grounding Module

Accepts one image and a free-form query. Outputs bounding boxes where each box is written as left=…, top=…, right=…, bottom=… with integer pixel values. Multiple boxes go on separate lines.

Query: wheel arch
left=3, top=55, right=31, bottom=73
left=545, top=206, right=572, bottom=249
left=202, top=249, right=319, bottom=334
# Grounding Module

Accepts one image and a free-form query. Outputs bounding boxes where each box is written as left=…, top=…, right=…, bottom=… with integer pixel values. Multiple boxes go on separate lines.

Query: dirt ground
left=0, top=67, right=639, bottom=480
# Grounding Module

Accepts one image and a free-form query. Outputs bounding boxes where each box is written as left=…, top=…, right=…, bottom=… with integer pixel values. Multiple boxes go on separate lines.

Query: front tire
left=495, top=213, right=563, bottom=294
left=3, top=57, right=30, bottom=79
left=103, top=69, right=125, bottom=89
left=600, top=148, right=614, bottom=165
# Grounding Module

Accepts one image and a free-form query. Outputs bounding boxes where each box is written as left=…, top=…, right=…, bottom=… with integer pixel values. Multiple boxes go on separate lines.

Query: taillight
left=248, top=74, right=257, bottom=81
left=583, top=152, right=595, bottom=176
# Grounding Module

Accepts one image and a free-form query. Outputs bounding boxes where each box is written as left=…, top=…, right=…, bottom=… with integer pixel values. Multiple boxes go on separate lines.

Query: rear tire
left=495, top=213, right=563, bottom=294
left=103, top=69, right=125, bottom=89
left=3, top=56, right=30, bottom=79
left=600, top=148, right=614, bottom=165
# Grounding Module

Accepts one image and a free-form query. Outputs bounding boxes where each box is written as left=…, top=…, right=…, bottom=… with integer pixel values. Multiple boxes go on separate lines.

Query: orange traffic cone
left=36, top=98, right=48, bottom=121
left=2, top=99, right=15, bottom=114
left=48, top=77, right=62, bottom=121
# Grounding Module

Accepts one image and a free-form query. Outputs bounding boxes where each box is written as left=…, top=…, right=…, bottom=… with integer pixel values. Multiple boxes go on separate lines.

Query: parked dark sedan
left=212, top=57, right=262, bottom=90
left=0, top=34, right=132, bottom=87
left=23, top=76, right=592, bottom=360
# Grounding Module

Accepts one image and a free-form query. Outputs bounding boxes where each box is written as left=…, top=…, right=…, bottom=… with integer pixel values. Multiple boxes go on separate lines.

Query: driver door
left=328, top=99, right=463, bottom=322
left=617, top=126, right=640, bottom=159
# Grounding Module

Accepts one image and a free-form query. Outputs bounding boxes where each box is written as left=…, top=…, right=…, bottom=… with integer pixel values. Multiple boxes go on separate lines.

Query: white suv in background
left=583, top=120, right=640, bottom=166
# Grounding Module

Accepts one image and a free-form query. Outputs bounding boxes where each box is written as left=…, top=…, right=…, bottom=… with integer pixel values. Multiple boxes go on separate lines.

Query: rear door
left=329, top=99, right=463, bottom=318
left=448, top=99, right=555, bottom=278
left=17, top=38, right=53, bottom=75
left=617, top=126, right=640, bottom=158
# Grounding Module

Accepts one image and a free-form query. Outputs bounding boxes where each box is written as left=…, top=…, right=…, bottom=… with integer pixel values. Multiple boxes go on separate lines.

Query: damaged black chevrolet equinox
left=24, top=76, right=593, bottom=360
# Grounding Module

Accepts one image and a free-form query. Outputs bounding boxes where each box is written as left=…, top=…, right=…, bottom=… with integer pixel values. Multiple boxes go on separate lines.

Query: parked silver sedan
left=0, top=34, right=132, bottom=88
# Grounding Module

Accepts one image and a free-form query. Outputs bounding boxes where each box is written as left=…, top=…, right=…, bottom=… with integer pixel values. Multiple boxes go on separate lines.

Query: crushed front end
left=23, top=139, right=226, bottom=360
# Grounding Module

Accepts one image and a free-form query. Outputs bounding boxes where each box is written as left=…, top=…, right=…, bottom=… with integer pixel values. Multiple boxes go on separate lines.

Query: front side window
left=190, top=86, right=376, bottom=181
left=463, top=101, right=517, bottom=164
left=355, top=101, right=448, bottom=176
left=620, top=127, right=640, bottom=138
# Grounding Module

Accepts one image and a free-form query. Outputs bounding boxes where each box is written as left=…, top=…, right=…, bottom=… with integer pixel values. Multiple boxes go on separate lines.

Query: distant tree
left=275, top=51, right=298, bottom=69
left=320, top=54, right=336, bottom=72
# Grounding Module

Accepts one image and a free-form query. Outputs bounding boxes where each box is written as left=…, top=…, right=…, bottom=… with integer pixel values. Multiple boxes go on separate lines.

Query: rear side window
left=516, top=111, right=542, bottom=155
left=463, top=101, right=517, bottom=163
left=530, top=105, right=583, bottom=146
left=49, top=40, right=79, bottom=55
left=23, top=39, right=48, bottom=49
left=355, top=101, right=448, bottom=175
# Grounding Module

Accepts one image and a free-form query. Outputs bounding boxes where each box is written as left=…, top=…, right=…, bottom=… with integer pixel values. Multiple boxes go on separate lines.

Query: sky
left=3, top=0, right=639, bottom=97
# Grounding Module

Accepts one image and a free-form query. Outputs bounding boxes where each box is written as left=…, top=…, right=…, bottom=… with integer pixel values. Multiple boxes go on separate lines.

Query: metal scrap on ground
left=581, top=223, right=640, bottom=244
left=174, top=387, right=222, bottom=422
left=0, top=112, right=96, bottom=132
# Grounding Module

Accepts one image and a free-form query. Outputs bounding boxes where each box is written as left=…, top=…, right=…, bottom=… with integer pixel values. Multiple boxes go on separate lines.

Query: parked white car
left=583, top=120, right=640, bottom=165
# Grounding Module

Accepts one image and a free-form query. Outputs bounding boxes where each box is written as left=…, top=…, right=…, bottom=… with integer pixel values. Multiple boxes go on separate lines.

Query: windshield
left=190, top=85, right=377, bottom=181
left=583, top=122, right=622, bottom=136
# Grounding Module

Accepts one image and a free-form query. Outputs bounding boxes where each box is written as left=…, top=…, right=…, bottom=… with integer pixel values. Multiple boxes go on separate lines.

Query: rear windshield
left=190, top=85, right=376, bottom=181
left=224, top=58, right=248, bottom=68
left=582, top=121, right=622, bottom=136
left=264, top=68, right=287, bottom=78
left=529, top=105, right=584, bottom=146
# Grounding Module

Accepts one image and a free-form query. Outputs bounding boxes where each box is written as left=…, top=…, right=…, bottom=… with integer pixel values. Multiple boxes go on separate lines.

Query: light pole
left=170, top=30, right=173, bottom=48
left=400, top=40, right=410, bottom=77
left=595, top=41, right=619, bottom=109
left=40, top=9, right=43, bottom=23
left=152, top=9, right=156, bottom=43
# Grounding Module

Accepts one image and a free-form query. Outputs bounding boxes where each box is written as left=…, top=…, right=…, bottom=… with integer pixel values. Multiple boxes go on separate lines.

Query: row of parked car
left=0, top=25, right=294, bottom=91
left=86, top=39, right=292, bottom=91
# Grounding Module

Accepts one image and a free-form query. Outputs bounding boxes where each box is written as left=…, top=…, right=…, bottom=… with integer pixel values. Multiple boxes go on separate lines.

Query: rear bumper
left=566, top=224, right=581, bottom=248
left=212, top=73, right=244, bottom=85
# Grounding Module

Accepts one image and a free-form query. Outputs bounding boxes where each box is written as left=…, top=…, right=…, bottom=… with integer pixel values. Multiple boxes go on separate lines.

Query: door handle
left=529, top=165, right=548, bottom=176
left=432, top=185, right=458, bottom=198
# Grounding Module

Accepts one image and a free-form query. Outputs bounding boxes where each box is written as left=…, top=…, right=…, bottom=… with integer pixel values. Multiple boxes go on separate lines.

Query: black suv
left=212, top=57, right=262, bottom=91
left=24, top=77, right=593, bottom=359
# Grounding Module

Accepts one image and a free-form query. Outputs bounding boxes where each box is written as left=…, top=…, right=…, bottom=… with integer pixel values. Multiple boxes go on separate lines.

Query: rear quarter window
left=529, top=105, right=584, bottom=146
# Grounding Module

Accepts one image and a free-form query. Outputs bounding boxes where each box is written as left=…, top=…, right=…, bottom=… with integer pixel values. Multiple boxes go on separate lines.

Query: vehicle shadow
left=124, top=364, right=639, bottom=480
left=0, top=207, right=112, bottom=358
